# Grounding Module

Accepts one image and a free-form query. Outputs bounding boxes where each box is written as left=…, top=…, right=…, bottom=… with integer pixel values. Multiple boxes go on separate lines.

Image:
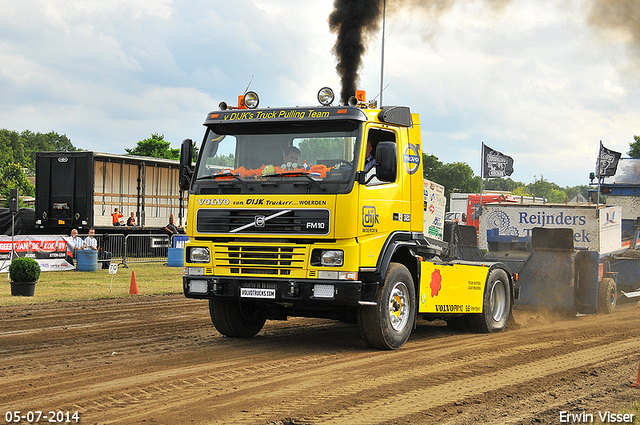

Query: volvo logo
left=254, top=215, right=266, bottom=227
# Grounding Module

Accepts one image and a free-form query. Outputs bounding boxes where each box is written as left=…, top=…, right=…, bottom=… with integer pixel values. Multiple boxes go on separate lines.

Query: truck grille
left=213, top=244, right=307, bottom=277
left=197, top=209, right=330, bottom=235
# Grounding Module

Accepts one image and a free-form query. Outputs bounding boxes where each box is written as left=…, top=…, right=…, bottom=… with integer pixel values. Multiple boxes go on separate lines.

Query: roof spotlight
left=219, top=101, right=229, bottom=111
left=244, top=91, right=260, bottom=109
left=318, top=87, right=335, bottom=106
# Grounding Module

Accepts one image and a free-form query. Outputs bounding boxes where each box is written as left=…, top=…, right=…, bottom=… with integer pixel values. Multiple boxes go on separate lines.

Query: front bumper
left=183, top=275, right=367, bottom=306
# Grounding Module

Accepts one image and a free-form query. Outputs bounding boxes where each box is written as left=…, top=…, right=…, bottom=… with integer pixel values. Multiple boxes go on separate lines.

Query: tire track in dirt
left=309, top=339, right=639, bottom=425
left=16, top=321, right=632, bottom=424
left=0, top=296, right=638, bottom=425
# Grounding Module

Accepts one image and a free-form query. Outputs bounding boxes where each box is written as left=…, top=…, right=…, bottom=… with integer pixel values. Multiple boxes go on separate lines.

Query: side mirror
left=375, top=141, right=397, bottom=183
left=179, top=138, right=193, bottom=191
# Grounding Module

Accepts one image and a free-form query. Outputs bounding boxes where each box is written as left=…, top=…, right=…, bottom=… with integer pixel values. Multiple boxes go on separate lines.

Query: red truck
left=448, top=193, right=518, bottom=231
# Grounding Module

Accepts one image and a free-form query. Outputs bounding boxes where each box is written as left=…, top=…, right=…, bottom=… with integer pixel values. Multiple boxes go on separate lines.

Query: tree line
left=0, top=129, right=79, bottom=206
left=1, top=127, right=639, bottom=208
left=426, top=136, right=640, bottom=207
left=424, top=151, right=589, bottom=206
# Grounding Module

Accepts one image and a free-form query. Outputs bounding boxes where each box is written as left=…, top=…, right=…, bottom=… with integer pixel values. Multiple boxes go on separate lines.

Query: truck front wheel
left=358, top=262, right=416, bottom=350
left=209, top=298, right=267, bottom=338
left=467, top=268, right=511, bottom=333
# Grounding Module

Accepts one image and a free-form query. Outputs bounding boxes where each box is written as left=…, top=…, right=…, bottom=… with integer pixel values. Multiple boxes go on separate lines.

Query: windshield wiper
left=199, top=172, right=253, bottom=191
left=266, top=171, right=326, bottom=191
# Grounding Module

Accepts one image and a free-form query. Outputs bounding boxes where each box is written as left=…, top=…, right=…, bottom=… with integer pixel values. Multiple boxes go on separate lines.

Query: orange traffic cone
left=129, top=271, right=139, bottom=295
left=633, top=358, right=640, bottom=388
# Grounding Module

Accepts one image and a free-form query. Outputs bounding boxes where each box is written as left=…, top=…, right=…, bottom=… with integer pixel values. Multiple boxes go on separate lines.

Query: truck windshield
left=195, top=122, right=360, bottom=186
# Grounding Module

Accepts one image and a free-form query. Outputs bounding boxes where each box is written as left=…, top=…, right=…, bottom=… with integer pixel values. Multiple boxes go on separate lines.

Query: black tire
left=357, top=263, right=416, bottom=350
left=467, top=268, right=511, bottom=333
left=208, top=298, right=267, bottom=338
left=597, top=278, right=617, bottom=315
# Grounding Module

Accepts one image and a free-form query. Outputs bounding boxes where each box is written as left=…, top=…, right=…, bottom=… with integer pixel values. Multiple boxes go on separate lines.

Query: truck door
left=357, top=126, right=407, bottom=268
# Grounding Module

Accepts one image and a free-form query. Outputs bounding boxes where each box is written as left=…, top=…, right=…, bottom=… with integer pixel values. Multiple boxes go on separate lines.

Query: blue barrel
left=167, top=248, right=184, bottom=267
left=76, top=250, right=98, bottom=272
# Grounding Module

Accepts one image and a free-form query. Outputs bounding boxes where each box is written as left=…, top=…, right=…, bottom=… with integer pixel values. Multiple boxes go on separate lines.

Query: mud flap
left=515, top=228, right=576, bottom=312
left=575, top=250, right=598, bottom=314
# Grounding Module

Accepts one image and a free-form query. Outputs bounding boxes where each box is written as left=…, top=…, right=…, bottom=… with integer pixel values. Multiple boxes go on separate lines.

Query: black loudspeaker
left=9, top=188, right=19, bottom=213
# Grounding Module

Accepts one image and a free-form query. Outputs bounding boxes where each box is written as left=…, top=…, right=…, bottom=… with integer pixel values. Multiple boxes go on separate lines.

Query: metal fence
left=86, top=233, right=177, bottom=268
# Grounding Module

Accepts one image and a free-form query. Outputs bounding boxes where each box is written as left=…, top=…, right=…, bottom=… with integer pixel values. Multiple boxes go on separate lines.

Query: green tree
left=422, top=153, right=481, bottom=209
left=483, top=178, right=523, bottom=192
left=565, top=185, right=590, bottom=202
left=126, top=133, right=180, bottom=160
left=513, top=186, right=530, bottom=197
left=422, top=153, right=443, bottom=181
left=420, top=153, right=592, bottom=207
left=0, top=129, right=78, bottom=175
left=628, top=135, right=640, bottom=158
left=527, top=175, right=567, bottom=203
left=438, top=162, right=481, bottom=194
left=0, top=162, right=35, bottom=208
left=21, top=130, right=77, bottom=172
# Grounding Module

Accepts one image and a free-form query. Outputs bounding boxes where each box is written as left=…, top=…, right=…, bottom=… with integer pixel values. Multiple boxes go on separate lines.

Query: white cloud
left=0, top=0, right=639, bottom=188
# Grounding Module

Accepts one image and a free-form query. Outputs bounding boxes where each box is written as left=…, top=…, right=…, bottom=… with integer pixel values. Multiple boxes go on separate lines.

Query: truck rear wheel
left=597, top=278, right=617, bottom=315
left=467, top=268, right=511, bottom=333
left=357, top=262, right=416, bottom=350
left=209, top=298, right=267, bottom=338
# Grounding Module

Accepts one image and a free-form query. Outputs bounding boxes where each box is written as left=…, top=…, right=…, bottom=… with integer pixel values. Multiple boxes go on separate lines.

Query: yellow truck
left=179, top=88, right=515, bottom=349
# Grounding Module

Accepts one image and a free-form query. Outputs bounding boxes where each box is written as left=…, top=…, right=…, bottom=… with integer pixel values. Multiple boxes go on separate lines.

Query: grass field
left=1, top=262, right=184, bottom=306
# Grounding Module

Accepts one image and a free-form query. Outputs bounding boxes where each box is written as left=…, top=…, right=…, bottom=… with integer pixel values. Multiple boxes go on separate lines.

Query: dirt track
left=1, top=295, right=639, bottom=425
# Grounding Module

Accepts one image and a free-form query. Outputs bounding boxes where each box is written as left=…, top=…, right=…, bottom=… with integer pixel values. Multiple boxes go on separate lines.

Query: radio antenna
left=244, top=75, right=255, bottom=94
left=379, top=0, right=386, bottom=107
left=371, top=84, right=390, bottom=103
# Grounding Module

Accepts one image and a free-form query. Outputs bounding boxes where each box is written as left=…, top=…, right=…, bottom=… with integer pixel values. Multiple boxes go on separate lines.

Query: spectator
left=69, top=229, right=84, bottom=265
left=163, top=216, right=179, bottom=236
left=111, top=208, right=124, bottom=226
left=70, top=229, right=84, bottom=252
left=84, top=228, right=98, bottom=250
left=126, top=212, right=137, bottom=226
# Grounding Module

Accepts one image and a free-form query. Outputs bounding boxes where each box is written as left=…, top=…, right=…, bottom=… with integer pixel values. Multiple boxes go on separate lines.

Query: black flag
left=482, top=144, right=514, bottom=178
left=595, top=141, right=621, bottom=178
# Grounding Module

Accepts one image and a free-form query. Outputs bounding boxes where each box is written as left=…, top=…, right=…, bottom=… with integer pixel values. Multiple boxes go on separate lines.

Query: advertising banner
left=423, top=179, right=446, bottom=240
left=0, top=235, right=74, bottom=272
left=479, top=204, right=622, bottom=255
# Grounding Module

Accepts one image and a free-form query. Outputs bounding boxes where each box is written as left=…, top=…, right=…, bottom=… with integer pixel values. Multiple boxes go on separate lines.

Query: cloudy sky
left=1, top=0, right=639, bottom=187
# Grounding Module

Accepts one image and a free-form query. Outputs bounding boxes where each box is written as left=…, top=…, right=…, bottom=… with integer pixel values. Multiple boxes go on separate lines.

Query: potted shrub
left=9, top=257, right=41, bottom=296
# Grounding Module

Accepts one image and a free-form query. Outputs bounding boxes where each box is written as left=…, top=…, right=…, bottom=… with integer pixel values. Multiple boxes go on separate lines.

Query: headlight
left=189, top=247, right=210, bottom=263
left=244, top=91, right=260, bottom=109
left=311, top=249, right=344, bottom=266
left=317, top=87, right=335, bottom=106
left=321, top=250, right=343, bottom=266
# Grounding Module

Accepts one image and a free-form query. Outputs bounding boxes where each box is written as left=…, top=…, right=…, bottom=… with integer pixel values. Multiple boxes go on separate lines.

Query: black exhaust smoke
left=328, top=0, right=638, bottom=107
left=329, top=0, right=383, bottom=105
left=588, top=0, right=640, bottom=51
